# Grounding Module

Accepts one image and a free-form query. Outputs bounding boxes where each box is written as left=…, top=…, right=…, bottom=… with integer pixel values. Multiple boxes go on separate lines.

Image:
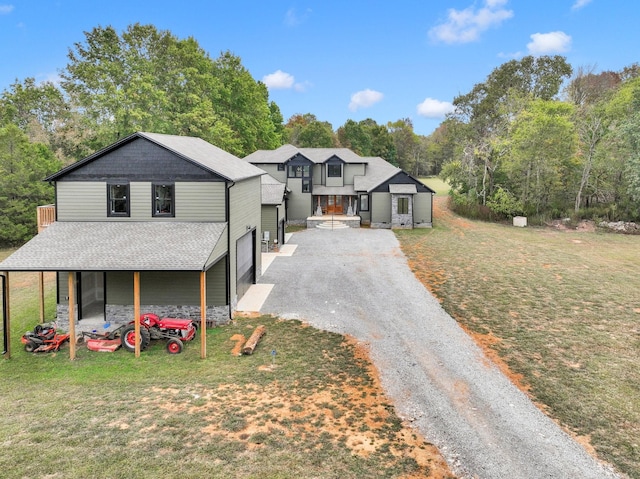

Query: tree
left=502, top=100, right=578, bottom=215
left=337, top=119, right=396, bottom=162
left=210, top=51, right=282, bottom=155
left=285, top=114, right=336, bottom=147
left=0, top=77, right=85, bottom=164
left=61, top=24, right=282, bottom=156
left=445, top=56, right=573, bottom=209
left=0, top=124, right=61, bottom=246
left=388, top=119, right=418, bottom=171
left=564, top=67, right=619, bottom=212
left=337, top=119, right=371, bottom=155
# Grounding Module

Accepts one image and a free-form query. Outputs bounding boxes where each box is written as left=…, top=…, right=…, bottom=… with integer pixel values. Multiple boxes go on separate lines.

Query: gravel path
left=259, top=228, right=622, bottom=479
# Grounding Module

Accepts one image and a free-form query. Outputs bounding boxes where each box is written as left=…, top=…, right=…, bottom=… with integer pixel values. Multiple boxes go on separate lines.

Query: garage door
left=236, top=231, right=255, bottom=300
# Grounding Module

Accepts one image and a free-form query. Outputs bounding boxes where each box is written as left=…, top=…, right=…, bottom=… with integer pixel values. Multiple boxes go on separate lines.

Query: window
left=153, top=184, right=174, bottom=217
left=288, top=165, right=310, bottom=178
left=277, top=163, right=285, bottom=171
left=108, top=183, right=129, bottom=217
left=397, top=197, right=409, bottom=215
left=359, top=194, right=369, bottom=211
left=302, top=179, right=311, bottom=193
left=327, top=164, right=341, bottom=177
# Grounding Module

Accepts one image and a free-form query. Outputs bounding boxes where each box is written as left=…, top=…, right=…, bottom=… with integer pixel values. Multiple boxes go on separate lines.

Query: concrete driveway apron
left=257, top=228, right=620, bottom=479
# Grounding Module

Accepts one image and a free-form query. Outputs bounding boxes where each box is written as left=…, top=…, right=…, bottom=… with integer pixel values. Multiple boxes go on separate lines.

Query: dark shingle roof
left=47, top=132, right=265, bottom=183
left=0, top=222, right=227, bottom=272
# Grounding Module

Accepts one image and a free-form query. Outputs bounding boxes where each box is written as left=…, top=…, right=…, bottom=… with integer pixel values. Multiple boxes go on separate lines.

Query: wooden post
left=134, top=271, right=140, bottom=358
left=3, top=272, right=10, bottom=359
left=200, top=271, right=206, bottom=359
left=39, top=272, right=45, bottom=323
left=68, top=272, right=76, bottom=360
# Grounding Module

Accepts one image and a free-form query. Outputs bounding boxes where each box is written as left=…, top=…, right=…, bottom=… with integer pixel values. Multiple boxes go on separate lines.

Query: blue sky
left=0, top=1, right=638, bottom=136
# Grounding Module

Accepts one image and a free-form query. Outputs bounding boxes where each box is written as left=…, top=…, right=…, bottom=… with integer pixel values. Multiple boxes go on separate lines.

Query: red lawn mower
left=21, top=323, right=70, bottom=353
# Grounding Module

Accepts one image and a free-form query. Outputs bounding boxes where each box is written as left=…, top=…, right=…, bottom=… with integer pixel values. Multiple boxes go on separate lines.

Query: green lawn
left=396, top=198, right=640, bottom=478
left=0, top=257, right=453, bottom=479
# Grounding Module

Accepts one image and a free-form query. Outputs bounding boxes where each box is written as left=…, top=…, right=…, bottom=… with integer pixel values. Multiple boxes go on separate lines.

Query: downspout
left=226, top=181, right=235, bottom=319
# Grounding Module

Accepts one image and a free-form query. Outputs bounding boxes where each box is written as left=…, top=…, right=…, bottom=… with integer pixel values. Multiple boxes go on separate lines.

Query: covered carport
left=0, top=221, right=228, bottom=360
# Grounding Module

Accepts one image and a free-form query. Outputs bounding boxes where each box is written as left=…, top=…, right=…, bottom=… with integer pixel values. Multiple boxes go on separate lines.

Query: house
left=0, top=132, right=265, bottom=358
left=244, top=144, right=434, bottom=229
left=260, top=174, right=287, bottom=250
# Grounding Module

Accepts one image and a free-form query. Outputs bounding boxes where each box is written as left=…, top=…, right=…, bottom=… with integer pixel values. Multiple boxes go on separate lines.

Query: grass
left=0, top=255, right=453, bottom=479
left=397, top=185, right=640, bottom=478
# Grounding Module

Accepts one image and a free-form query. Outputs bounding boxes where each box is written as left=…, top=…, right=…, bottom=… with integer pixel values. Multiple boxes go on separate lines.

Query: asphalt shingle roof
left=261, top=174, right=287, bottom=205
left=353, top=157, right=401, bottom=192
left=0, top=221, right=227, bottom=272
left=244, top=144, right=365, bottom=165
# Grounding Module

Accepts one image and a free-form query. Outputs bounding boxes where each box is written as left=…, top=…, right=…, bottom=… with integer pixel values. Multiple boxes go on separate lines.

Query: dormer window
left=108, top=183, right=129, bottom=217
left=327, top=164, right=342, bottom=177
left=153, top=183, right=174, bottom=217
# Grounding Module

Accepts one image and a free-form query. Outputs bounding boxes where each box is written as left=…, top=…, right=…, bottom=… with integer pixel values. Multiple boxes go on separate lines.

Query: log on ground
left=242, top=325, right=266, bottom=355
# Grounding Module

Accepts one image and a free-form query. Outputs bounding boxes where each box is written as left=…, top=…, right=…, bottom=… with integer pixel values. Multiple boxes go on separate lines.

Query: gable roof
left=244, top=144, right=365, bottom=165
left=261, top=174, right=287, bottom=205
left=47, top=132, right=265, bottom=183
left=0, top=221, right=227, bottom=272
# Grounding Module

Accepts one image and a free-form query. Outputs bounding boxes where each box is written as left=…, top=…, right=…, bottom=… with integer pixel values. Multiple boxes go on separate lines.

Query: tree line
left=1, top=23, right=638, bottom=246
left=0, top=23, right=435, bottom=246
left=436, top=55, right=640, bottom=223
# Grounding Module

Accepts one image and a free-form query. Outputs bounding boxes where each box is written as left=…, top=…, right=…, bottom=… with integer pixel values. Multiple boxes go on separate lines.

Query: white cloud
left=429, top=0, right=513, bottom=44
left=0, top=4, right=14, bottom=14
left=571, top=0, right=592, bottom=11
left=262, top=70, right=295, bottom=90
left=284, top=7, right=312, bottom=27
left=348, top=89, right=384, bottom=112
left=417, top=98, right=455, bottom=118
left=527, top=31, right=572, bottom=55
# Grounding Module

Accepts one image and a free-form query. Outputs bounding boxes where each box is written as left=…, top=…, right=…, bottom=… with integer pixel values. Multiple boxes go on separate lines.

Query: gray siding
left=57, top=182, right=105, bottom=220
left=286, top=178, right=313, bottom=221
left=105, top=264, right=226, bottom=306
left=371, top=192, right=392, bottom=226
left=228, top=177, right=262, bottom=303
left=176, top=182, right=226, bottom=221
left=326, top=172, right=343, bottom=188
left=261, top=205, right=277, bottom=244
left=413, top=192, right=433, bottom=226
left=255, top=164, right=286, bottom=183
left=345, top=164, right=365, bottom=185
left=56, top=181, right=226, bottom=222
left=312, top=164, right=322, bottom=185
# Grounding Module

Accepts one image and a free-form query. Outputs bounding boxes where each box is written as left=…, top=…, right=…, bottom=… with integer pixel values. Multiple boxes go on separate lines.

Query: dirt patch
left=138, top=336, right=454, bottom=478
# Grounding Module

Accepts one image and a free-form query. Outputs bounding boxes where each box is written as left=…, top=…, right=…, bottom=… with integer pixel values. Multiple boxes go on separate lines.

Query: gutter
left=226, top=181, right=235, bottom=319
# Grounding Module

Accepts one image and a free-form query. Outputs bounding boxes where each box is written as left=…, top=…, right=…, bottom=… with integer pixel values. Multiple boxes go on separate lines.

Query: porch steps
left=316, top=220, right=349, bottom=230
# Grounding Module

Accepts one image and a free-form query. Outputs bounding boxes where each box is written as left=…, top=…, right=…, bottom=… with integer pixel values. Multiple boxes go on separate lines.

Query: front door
left=326, top=195, right=343, bottom=215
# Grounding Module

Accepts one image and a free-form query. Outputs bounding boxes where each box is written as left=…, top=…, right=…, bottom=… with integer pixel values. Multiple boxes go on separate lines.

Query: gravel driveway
left=258, top=228, right=621, bottom=479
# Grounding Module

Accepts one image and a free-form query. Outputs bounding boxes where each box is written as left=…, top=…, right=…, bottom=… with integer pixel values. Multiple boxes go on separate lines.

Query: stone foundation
left=56, top=303, right=230, bottom=330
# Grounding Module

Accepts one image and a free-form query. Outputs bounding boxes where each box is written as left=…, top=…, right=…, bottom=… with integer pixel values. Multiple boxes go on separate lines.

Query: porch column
left=68, top=272, right=76, bottom=360
left=200, top=271, right=207, bottom=359
left=134, top=271, right=141, bottom=358
left=2, top=272, right=10, bottom=359
left=39, top=272, right=45, bottom=323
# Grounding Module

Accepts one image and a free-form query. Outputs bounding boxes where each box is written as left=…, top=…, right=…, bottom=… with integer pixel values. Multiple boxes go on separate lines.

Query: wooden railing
left=37, top=204, right=56, bottom=233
